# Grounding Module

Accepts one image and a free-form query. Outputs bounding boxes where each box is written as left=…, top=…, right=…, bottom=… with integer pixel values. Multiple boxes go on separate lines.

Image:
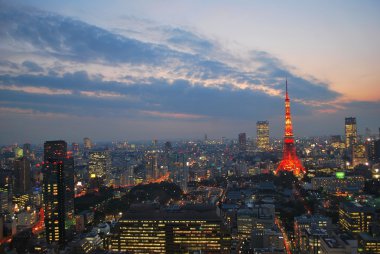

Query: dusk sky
left=0, top=0, right=379, bottom=144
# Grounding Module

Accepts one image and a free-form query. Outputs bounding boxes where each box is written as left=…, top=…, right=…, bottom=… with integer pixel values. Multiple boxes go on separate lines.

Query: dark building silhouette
left=374, top=139, right=380, bottom=163
left=13, top=157, right=31, bottom=195
left=238, top=133, right=247, bottom=152
left=22, top=143, right=31, bottom=158
left=42, top=140, right=74, bottom=245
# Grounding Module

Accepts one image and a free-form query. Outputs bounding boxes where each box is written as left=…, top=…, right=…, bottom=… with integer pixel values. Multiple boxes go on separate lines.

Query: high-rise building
left=345, top=117, right=357, bottom=149
left=172, top=167, right=189, bottom=193
left=0, top=171, right=12, bottom=213
left=22, top=143, right=31, bottom=158
left=13, top=157, right=31, bottom=195
left=339, top=202, right=374, bottom=234
left=375, top=139, right=380, bottom=163
left=13, top=157, right=31, bottom=210
left=71, top=143, right=79, bottom=155
left=144, top=150, right=159, bottom=181
left=238, top=133, right=247, bottom=152
left=88, top=151, right=111, bottom=179
left=294, top=214, right=332, bottom=252
left=276, top=80, right=306, bottom=176
left=257, top=121, right=270, bottom=151
left=43, top=140, right=74, bottom=245
left=237, top=204, right=275, bottom=240
left=352, top=144, right=367, bottom=167
left=366, top=138, right=376, bottom=163
left=83, top=137, right=92, bottom=150
left=110, top=204, right=230, bottom=253
left=14, top=147, right=23, bottom=159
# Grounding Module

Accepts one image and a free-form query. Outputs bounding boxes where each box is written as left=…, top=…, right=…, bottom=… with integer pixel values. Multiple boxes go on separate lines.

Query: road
left=275, top=216, right=292, bottom=254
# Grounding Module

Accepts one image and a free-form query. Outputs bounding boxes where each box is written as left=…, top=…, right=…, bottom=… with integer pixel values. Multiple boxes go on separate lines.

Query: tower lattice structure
left=275, top=80, right=306, bottom=176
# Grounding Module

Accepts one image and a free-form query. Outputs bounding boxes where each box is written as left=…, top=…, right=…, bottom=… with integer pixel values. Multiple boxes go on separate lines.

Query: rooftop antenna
left=285, top=77, right=289, bottom=99
left=286, top=78, right=288, bottom=92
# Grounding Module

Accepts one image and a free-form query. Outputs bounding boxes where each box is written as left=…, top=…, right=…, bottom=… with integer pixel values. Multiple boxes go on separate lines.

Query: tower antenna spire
left=286, top=77, right=288, bottom=94
left=275, top=78, right=306, bottom=176
left=285, top=77, right=289, bottom=100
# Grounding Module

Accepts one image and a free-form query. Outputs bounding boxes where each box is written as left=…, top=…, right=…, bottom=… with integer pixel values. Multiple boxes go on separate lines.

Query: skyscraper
left=88, top=151, right=111, bottom=179
left=352, top=144, right=367, bottom=167
left=256, top=121, right=270, bottom=151
left=43, top=140, right=74, bottom=245
left=238, top=133, right=247, bottom=152
left=71, top=142, right=79, bottom=155
left=0, top=171, right=12, bottom=213
left=13, top=157, right=31, bottom=210
left=276, top=80, right=306, bottom=176
left=83, top=137, right=92, bottom=150
left=22, top=143, right=31, bottom=158
left=13, top=157, right=31, bottom=195
left=345, top=117, right=357, bottom=149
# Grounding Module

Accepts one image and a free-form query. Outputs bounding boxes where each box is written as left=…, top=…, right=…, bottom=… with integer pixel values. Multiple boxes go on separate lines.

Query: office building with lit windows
left=304, top=228, right=328, bottom=254
left=320, top=232, right=358, bottom=254
left=345, top=117, right=357, bottom=149
left=311, top=175, right=365, bottom=195
left=358, top=232, right=380, bottom=254
left=88, top=151, right=110, bottom=179
left=257, top=121, right=270, bottom=151
left=294, top=214, right=332, bottom=252
left=237, top=204, right=275, bottom=240
left=339, top=202, right=374, bottom=234
left=352, top=144, right=367, bottom=167
left=83, top=137, right=93, bottom=150
left=43, top=140, right=74, bottom=245
left=110, top=204, right=230, bottom=253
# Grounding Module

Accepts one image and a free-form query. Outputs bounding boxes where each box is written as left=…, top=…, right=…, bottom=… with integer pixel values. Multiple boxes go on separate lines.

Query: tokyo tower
left=275, top=80, right=306, bottom=176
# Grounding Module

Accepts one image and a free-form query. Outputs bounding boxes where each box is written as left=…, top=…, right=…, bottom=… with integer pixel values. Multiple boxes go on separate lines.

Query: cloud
left=21, top=61, right=44, bottom=72
left=0, top=3, right=378, bottom=143
left=140, top=110, right=207, bottom=120
left=0, top=84, right=72, bottom=95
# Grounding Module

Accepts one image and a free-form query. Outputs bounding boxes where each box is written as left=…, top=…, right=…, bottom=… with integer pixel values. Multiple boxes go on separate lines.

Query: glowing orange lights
left=32, top=208, right=45, bottom=234
left=275, top=80, right=306, bottom=176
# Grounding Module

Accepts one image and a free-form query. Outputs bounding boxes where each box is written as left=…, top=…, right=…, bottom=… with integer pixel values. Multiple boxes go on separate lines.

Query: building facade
left=42, top=140, right=74, bottom=245
left=339, top=202, right=374, bottom=234
left=110, top=205, right=230, bottom=253
left=257, top=121, right=270, bottom=151
left=345, top=117, right=357, bottom=149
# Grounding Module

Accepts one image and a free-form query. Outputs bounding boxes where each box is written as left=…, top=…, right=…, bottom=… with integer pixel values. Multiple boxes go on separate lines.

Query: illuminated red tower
left=275, top=80, right=306, bottom=176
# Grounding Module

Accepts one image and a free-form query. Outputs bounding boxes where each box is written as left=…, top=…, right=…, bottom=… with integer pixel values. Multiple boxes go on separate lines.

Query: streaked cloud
left=140, top=110, right=207, bottom=120
left=0, top=84, right=72, bottom=95
left=0, top=3, right=378, bottom=143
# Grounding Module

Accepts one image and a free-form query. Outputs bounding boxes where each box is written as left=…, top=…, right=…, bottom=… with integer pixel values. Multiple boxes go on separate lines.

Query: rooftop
left=121, top=204, right=221, bottom=221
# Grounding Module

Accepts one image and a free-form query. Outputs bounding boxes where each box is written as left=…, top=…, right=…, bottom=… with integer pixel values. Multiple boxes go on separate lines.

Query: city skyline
left=1, top=1, right=380, bottom=144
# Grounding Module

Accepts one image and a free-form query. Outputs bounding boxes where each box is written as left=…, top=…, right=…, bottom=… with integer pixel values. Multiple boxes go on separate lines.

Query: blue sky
left=0, top=1, right=379, bottom=144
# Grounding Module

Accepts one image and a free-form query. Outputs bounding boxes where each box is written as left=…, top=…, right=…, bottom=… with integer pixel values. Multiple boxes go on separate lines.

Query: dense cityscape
left=1, top=83, right=380, bottom=253
left=1, top=1, right=380, bottom=254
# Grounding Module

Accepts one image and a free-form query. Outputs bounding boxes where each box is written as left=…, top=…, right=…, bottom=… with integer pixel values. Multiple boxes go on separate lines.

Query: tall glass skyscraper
left=345, top=117, right=357, bottom=149
left=43, top=140, right=74, bottom=245
left=256, top=121, right=270, bottom=151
